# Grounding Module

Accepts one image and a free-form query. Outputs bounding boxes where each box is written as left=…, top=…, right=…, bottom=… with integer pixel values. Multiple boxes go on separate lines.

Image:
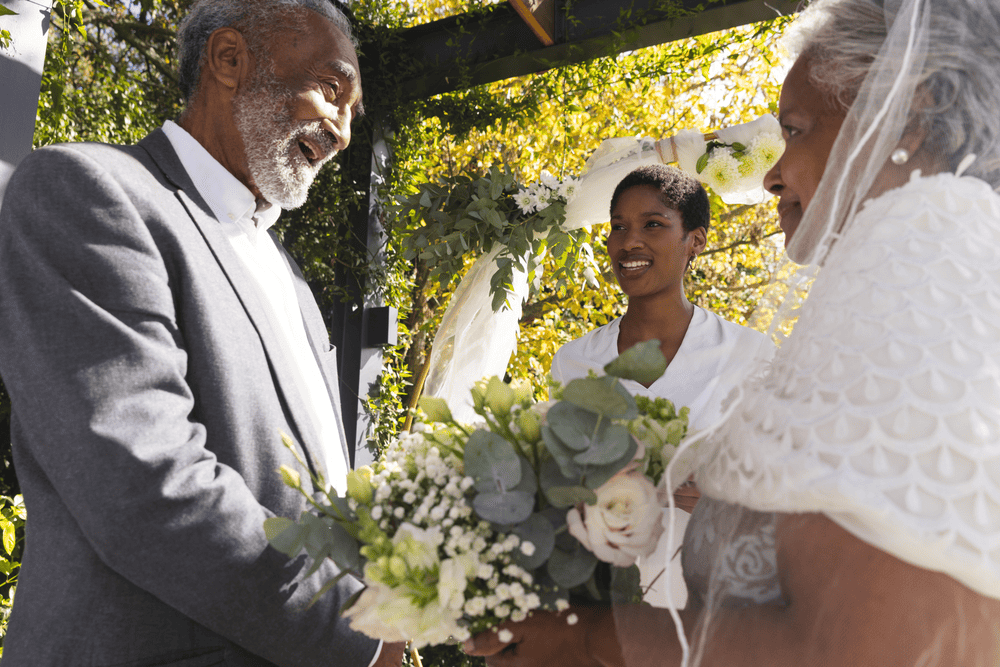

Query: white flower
left=498, top=629, right=514, bottom=643
left=393, top=523, right=440, bottom=571
left=557, top=177, right=581, bottom=202
left=519, top=541, right=536, bottom=557
left=702, top=152, right=740, bottom=191
left=567, top=613, right=579, bottom=626
left=539, top=170, right=559, bottom=189
left=748, top=132, right=784, bottom=173
left=464, top=596, right=487, bottom=616
left=515, top=191, right=535, bottom=214
left=438, top=553, right=478, bottom=611
left=344, top=580, right=462, bottom=649
left=566, top=468, right=664, bottom=567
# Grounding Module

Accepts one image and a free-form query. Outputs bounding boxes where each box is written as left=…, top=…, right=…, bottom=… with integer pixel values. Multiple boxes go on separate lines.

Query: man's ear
left=202, top=27, right=253, bottom=93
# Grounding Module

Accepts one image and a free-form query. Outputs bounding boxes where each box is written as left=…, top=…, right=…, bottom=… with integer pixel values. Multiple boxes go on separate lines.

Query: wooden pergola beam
left=509, top=0, right=557, bottom=46
left=394, top=0, right=798, bottom=101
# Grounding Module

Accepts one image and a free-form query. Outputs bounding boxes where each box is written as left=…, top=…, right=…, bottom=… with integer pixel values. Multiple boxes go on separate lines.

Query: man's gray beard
left=233, top=77, right=336, bottom=210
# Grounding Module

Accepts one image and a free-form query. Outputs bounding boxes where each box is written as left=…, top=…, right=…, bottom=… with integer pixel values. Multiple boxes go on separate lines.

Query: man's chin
left=257, top=171, right=317, bottom=210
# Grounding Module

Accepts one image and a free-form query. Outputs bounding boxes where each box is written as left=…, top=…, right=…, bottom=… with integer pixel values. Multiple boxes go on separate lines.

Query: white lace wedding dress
left=689, top=170, right=1000, bottom=601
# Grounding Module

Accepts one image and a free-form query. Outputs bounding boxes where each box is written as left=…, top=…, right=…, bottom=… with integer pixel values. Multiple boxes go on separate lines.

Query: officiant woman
left=549, top=164, right=772, bottom=607
left=466, top=0, right=1000, bottom=664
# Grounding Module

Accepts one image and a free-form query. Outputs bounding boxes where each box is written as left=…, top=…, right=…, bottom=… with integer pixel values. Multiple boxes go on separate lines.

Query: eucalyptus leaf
left=511, top=456, right=538, bottom=495
left=563, top=376, right=637, bottom=419
left=547, top=542, right=598, bottom=589
left=541, top=424, right=584, bottom=480
left=545, top=485, right=597, bottom=508
left=512, top=513, right=556, bottom=570
left=546, top=401, right=599, bottom=450
left=572, top=423, right=632, bottom=466
left=604, top=340, right=667, bottom=385
left=465, top=430, right=522, bottom=493
left=579, top=447, right=637, bottom=491
left=473, top=490, right=534, bottom=525
left=540, top=456, right=578, bottom=489
left=610, top=565, right=644, bottom=603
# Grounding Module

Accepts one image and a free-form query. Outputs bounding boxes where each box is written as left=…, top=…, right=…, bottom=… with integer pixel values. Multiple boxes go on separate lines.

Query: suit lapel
left=137, top=129, right=330, bottom=480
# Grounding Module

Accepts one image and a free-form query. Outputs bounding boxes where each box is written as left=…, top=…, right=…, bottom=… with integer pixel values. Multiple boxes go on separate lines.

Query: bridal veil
left=614, top=0, right=1000, bottom=664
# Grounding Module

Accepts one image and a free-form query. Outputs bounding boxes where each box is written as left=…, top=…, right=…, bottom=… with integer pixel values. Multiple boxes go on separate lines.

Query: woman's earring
left=891, top=148, right=910, bottom=165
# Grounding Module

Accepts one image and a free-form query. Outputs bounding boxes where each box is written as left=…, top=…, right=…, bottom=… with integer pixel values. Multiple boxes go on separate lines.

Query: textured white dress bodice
left=698, top=172, right=1000, bottom=600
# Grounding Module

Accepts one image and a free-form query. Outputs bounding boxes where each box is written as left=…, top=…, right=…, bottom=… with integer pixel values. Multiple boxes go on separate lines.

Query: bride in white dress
left=464, top=0, right=1000, bottom=664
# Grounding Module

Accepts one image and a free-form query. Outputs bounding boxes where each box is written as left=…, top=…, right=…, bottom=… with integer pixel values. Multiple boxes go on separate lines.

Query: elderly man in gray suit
left=0, top=0, right=407, bottom=665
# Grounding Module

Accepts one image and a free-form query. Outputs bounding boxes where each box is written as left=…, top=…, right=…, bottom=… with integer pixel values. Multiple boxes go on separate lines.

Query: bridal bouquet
left=264, top=341, right=688, bottom=648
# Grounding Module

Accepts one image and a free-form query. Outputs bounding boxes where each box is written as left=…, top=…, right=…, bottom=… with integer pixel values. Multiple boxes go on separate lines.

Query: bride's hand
left=462, top=607, right=621, bottom=667
left=673, top=477, right=701, bottom=513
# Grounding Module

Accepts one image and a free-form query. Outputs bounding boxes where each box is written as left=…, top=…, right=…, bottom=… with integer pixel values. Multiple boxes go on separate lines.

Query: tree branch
left=701, top=229, right=782, bottom=258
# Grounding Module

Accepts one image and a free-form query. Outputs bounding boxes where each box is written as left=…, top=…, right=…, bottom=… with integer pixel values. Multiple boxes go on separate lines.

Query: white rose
left=566, top=469, right=664, bottom=567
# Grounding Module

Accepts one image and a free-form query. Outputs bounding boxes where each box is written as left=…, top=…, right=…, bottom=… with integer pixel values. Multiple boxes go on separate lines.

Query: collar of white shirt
left=161, top=120, right=281, bottom=231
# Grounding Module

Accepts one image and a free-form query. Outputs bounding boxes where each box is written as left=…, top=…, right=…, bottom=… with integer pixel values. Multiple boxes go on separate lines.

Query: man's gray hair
left=177, top=0, right=356, bottom=102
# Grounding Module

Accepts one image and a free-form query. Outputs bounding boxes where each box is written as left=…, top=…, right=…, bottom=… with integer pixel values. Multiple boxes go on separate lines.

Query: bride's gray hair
left=178, top=0, right=356, bottom=102
left=788, top=0, right=1000, bottom=186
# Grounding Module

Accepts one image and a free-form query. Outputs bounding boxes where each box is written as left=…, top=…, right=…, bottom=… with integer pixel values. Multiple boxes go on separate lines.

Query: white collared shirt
left=161, top=120, right=349, bottom=494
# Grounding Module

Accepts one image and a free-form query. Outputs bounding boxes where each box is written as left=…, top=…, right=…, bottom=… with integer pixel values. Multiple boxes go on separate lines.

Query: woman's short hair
left=178, top=0, right=356, bottom=102
left=788, top=0, right=1000, bottom=184
left=609, top=165, right=711, bottom=234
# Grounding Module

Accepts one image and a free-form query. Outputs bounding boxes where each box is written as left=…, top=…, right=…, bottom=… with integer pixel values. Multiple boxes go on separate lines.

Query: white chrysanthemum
left=539, top=170, right=559, bottom=189
left=514, top=190, right=537, bottom=215
left=702, top=152, right=741, bottom=191
left=557, top=177, right=581, bottom=202
left=748, top=131, right=785, bottom=172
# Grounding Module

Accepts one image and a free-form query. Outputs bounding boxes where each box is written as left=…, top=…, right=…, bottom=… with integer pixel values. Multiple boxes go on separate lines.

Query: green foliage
left=392, top=165, right=586, bottom=312
left=0, top=494, right=25, bottom=657
left=35, top=0, right=187, bottom=147
left=0, top=3, right=15, bottom=50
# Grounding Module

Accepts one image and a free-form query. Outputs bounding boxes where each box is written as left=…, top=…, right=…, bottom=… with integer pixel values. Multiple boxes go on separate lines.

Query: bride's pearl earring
left=891, top=148, right=910, bottom=165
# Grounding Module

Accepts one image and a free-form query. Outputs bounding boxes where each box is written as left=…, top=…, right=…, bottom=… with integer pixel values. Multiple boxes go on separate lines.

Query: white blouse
left=551, top=306, right=773, bottom=607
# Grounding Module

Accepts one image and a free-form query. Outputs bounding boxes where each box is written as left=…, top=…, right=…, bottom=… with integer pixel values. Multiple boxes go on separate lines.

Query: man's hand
left=462, top=607, right=622, bottom=667
left=371, top=641, right=407, bottom=667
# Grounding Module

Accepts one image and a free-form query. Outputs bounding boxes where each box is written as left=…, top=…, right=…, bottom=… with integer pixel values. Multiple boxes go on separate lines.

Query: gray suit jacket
left=0, top=130, right=377, bottom=666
